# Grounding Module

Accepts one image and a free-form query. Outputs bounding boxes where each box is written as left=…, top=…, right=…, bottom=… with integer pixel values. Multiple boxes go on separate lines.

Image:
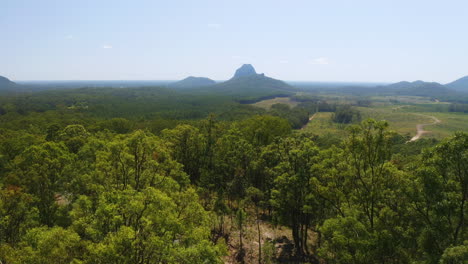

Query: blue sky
left=1, top=0, right=468, bottom=82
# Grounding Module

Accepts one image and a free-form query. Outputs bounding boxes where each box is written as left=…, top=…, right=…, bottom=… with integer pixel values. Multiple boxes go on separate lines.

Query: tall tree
left=9, top=142, right=74, bottom=226
left=270, top=135, right=319, bottom=256
left=162, top=125, right=205, bottom=183
left=410, top=132, right=468, bottom=263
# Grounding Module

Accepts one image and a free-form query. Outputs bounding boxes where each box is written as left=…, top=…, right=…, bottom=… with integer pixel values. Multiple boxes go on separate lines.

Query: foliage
left=332, top=105, right=361, bottom=124
left=0, top=83, right=466, bottom=263
left=270, top=135, right=320, bottom=256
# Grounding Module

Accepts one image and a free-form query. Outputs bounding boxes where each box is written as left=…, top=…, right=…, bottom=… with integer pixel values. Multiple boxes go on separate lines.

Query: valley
left=251, top=93, right=468, bottom=141
left=2, top=1, right=468, bottom=263
left=0, top=65, right=467, bottom=263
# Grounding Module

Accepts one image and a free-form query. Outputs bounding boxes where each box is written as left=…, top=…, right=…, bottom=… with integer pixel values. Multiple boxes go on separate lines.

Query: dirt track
left=300, top=113, right=317, bottom=130
left=409, top=115, right=441, bottom=142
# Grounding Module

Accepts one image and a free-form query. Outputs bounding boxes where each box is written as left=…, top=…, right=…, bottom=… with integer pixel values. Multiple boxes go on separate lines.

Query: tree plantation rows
left=0, top=111, right=466, bottom=263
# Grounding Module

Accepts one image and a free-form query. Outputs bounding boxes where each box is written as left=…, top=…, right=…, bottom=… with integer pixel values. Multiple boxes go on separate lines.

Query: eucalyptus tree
left=270, top=135, right=320, bottom=256
left=410, top=132, right=468, bottom=263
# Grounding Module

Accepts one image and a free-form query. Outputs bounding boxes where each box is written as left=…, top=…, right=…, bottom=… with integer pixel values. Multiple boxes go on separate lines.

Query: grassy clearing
left=301, top=112, right=349, bottom=138
left=301, top=108, right=433, bottom=139
left=358, top=106, right=434, bottom=137
left=415, top=112, right=468, bottom=138
left=359, top=105, right=468, bottom=139
left=266, top=94, right=467, bottom=140
left=251, top=97, right=299, bottom=109
left=302, top=105, right=468, bottom=141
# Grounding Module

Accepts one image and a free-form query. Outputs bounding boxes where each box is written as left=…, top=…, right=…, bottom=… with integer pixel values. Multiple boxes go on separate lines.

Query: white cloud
left=279, top=60, right=289, bottom=64
left=208, top=23, right=222, bottom=29
left=102, top=45, right=113, bottom=49
left=310, top=57, right=330, bottom=65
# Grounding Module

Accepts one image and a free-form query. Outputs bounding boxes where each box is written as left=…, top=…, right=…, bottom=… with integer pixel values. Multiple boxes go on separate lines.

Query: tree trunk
left=257, top=217, right=262, bottom=264
left=292, top=219, right=302, bottom=256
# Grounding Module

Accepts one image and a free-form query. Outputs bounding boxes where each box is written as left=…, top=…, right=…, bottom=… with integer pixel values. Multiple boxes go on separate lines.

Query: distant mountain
left=232, top=64, right=257, bottom=78
left=169, top=76, right=216, bottom=89
left=0, top=76, right=21, bottom=93
left=384, top=80, right=452, bottom=97
left=215, top=73, right=293, bottom=93
left=446, top=76, right=468, bottom=92
left=208, top=64, right=295, bottom=99
left=0, top=75, right=16, bottom=86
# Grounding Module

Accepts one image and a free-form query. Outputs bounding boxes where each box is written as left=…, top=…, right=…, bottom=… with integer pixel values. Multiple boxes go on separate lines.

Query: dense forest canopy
left=0, top=82, right=466, bottom=264
left=3, top=0, right=468, bottom=262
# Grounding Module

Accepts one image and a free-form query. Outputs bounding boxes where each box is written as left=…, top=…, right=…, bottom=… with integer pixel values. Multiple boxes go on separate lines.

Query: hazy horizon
left=2, top=0, right=468, bottom=83
left=15, top=79, right=388, bottom=84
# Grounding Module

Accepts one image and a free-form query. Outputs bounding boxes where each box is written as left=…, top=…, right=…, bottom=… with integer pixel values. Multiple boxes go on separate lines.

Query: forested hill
left=297, top=79, right=468, bottom=102
left=384, top=80, right=453, bottom=97
left=187, top=64, right=296, bottom=100
left=168, top=76, right=216, bottom=89
left=211, top=73, right=294, bottom=96
left=0, top=76, right=21, bottom=93
left=446, top=75, right=468, bottom=92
